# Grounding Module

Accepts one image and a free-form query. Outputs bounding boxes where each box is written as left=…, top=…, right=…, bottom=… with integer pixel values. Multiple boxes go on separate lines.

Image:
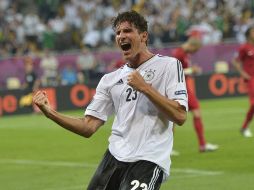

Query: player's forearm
left=232, top=60, right=242, bottom=73
left=232, top=59, right=250, bottom=79
left=142, top=85, right=187, bottom=126
left=45, top=108, right=97, bottom=138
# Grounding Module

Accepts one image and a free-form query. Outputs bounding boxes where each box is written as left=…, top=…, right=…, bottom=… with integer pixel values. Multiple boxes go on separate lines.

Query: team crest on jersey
left=143, top=69, right=155, bottom=81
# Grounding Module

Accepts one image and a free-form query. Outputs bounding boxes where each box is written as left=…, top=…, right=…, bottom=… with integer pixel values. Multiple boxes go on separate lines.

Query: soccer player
left=171, top=37, right=219, bottom=152
left=33, top=10, right=188, bottom=189
left=232, top=26, right=254, bottom=138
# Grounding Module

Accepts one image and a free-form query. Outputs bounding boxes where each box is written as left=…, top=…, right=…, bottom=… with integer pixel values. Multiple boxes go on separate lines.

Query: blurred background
left=1, top=1, right=254, bottom=190
left=1, top=0, right=253, bottom=115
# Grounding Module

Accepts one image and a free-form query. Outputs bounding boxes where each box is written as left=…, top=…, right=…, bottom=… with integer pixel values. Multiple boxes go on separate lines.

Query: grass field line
left=0, top=158, right=98, bottom=168
left=40, top=170, right=224, bottom=190
left=0, top=158, right=224, bottom=176
left=0, top=159, right=224, bottom=190
left=171, top=168, right=224, bottom=176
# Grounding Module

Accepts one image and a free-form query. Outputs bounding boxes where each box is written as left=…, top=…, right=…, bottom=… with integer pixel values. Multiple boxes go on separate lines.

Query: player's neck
left=182, top=44, right=189, bottom=52
left=127, top=50, right=155, bottom=69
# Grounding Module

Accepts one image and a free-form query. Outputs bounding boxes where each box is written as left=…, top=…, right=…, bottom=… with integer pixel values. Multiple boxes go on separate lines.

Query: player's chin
left=122, top=51, right=132, bottom=60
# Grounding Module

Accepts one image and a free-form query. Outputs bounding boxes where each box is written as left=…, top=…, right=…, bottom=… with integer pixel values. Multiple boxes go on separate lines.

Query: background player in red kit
left=171, top=37, right=219, bottom=152
left=232, top=26, right=254, bottom=138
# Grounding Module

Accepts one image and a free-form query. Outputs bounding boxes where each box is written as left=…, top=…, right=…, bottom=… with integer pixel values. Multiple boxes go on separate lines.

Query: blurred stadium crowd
left=1, top=0, right=254, bottom=58
left=1, top=0, right=254, bottom=90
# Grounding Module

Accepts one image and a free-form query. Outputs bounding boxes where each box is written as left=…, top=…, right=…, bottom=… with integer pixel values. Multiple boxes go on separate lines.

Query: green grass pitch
left=0, top=97, right=253, bottom=190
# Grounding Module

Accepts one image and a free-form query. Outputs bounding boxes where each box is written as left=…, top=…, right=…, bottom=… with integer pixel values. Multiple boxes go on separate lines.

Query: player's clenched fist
left=33, top=91, right=51, bottom=115
left=127, top=70, right=148, bottom=92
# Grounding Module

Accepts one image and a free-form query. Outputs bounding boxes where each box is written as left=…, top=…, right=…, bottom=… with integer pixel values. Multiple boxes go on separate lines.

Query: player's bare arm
left=127, top=71, right=187, bottom=126
left=33, top=91, right=104, bottom=137
left=232, top=59, right=251, bottom=80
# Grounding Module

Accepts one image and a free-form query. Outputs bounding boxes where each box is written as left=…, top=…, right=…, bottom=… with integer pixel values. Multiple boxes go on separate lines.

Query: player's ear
left=141, top=31, right=148, bottom=44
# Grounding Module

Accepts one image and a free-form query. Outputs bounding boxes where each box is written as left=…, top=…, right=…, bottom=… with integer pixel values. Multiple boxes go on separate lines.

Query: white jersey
left=85, top=54, right=188, bottom=180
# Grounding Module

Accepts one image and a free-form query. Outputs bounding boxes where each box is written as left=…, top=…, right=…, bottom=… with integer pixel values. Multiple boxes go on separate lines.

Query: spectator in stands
left=101, top=18, right=115, bottom=46
left=82, top=24, right=101, bottom=48
left=233, top=7, right=254, bottom=43
left=4, top=54, right=24, bottom=89
left=40, top=48, right=59, bottom=87
left=41, top=23, right=56, bottom=50
left=1, top=0, right=254, bottom=55
left=187, top=17, right=223, bottom=45
left=20, top=56, right=40, bottom=110
left=61, top=64, right=78, bottom=86
left=36, top=0, right=60, bottom=23
left=1, top=0, right=254, bottom=60
left=76, top=46, right=97, bottom=83
left=149, top=21, right=165, bottom=47
left=22, top=56, right=40, bottom=93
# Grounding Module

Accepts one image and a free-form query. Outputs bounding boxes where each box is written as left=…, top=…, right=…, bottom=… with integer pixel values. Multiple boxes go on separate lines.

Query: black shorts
left=87, top=149, right=163, bottom=190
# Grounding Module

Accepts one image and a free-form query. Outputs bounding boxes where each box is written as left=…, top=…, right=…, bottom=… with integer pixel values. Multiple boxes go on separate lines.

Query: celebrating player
left=33, top=10, right=188, bottom=189
left=232, top=26, right=254, bottom=138
left=171, top=37, right=219, bottom=152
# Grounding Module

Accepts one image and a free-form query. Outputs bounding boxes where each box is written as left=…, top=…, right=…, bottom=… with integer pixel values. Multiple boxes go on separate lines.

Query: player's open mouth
left=120, top=43, right=131, bottom=51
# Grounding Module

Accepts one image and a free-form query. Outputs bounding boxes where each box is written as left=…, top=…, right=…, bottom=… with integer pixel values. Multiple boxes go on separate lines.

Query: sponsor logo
left=116, top=79, right=123, bottom=85
left=208, top=74, right=247, bottom=96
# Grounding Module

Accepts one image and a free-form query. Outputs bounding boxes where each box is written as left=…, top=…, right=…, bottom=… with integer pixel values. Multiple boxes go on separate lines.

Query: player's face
left=115, top=21, right=147, bottom=61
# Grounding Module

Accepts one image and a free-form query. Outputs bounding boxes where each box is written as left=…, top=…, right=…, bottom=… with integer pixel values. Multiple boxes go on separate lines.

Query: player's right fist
left=32, top=91, right=51, bottom=115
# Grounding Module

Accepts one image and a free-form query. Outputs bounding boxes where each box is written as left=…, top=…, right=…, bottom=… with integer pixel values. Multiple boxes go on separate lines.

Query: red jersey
left=171, top=47, right=200, bottom=110
left=236, top=43, right=254, bottom=77
left=171, top=47, right=190, bottom=69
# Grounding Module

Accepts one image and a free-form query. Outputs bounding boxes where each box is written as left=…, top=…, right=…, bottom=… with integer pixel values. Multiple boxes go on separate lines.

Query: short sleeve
left=171, top=49, right=182, bottom=62
left=166, top=59, right=188, bottom=111
left=85, top=76, right=114, bottom=121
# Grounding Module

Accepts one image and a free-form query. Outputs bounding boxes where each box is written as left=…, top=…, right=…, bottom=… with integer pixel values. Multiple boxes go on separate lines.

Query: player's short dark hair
left=245, top=26, right=254, bottom=38
left=112, top=10, right=148, bottom=33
